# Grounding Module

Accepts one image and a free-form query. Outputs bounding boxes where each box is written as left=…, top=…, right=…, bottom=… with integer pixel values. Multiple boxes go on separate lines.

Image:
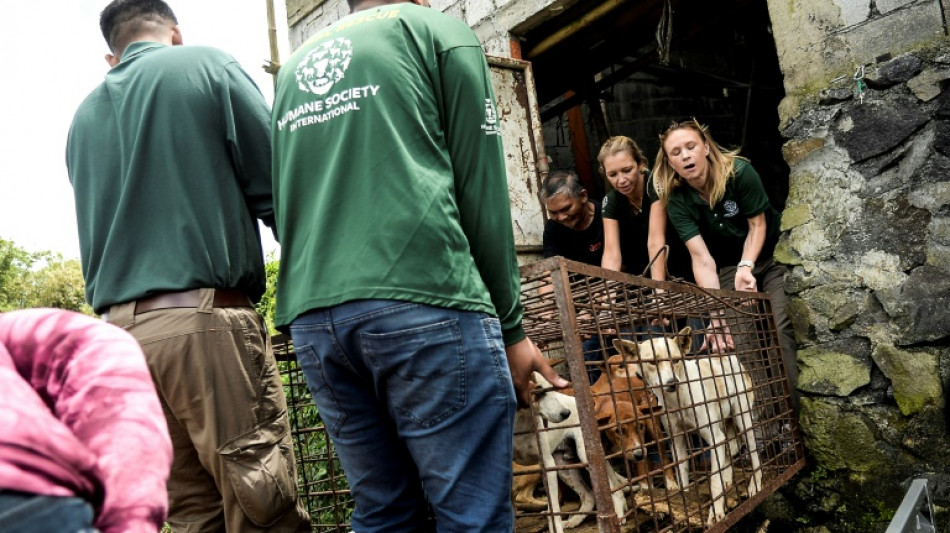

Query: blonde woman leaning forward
left=597, top=136, right=691, bottom=281
left=654, top=118, right=798, bottom=404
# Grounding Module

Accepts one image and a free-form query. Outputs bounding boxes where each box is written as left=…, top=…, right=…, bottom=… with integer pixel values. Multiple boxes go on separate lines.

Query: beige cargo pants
left=107, top=289, right=311, bottom=532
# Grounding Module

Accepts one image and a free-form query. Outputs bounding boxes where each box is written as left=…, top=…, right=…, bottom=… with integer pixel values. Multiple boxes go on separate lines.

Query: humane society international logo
left=481, top=99, right=502, bottom=136
left=723, top=200, right=739, bottom=217
left=295, top=38, right=353, bottom=95
left=279, top=38, right=379, bottom=133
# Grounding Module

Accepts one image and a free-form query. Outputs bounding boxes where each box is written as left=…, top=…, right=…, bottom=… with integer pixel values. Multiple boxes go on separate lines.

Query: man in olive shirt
left=65, top=1, right=310, bottom=531
left=272, top=0, right=564, bottom=531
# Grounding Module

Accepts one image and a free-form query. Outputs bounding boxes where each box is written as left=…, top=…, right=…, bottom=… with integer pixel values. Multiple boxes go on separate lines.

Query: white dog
left=613, top=328, right=762, bottom=526
left=513, top=372, right=628, bottom=531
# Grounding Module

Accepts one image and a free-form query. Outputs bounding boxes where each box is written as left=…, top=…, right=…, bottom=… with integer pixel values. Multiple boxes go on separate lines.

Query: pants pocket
left=361, top=317, right=465, bottom=427
left=218, top=413, right=296, bottom=527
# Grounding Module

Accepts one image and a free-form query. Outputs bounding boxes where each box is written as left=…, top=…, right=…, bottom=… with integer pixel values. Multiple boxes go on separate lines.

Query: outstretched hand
left=505, top=336, right=569, bottom=408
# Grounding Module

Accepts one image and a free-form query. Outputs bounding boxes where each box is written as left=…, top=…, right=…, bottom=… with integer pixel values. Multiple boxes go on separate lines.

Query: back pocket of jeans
left=218, top=413, right=296, bottom=527
left=361, top=318, right=465, bottom=427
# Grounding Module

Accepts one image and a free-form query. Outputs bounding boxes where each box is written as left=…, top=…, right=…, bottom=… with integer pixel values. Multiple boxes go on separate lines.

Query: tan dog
left=591, top=354, right=677, bottom=491
left=613, top=328, right=762, bottom=526
left=513, top=373, right=628, bottom=531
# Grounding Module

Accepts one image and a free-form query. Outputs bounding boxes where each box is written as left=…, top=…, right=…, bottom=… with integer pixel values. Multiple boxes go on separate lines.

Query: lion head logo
left=295, top=38, right=354, bottom=95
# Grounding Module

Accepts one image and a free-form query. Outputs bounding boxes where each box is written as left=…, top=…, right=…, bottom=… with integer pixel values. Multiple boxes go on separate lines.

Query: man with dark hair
left=541, top=169, right=605, bottom=266
left=271, top=0, right=566, bottom=531
left=65, top=1, right=311, bottom=531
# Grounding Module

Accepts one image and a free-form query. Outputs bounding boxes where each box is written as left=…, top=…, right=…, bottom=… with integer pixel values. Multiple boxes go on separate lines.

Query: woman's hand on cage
left=699, top=318, right=735, bottom=354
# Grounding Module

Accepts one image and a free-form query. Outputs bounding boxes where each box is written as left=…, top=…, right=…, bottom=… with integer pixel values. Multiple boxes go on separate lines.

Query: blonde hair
left=653, top=118, right=741, bottom=207
left=597, top=136, right=649, bottom=178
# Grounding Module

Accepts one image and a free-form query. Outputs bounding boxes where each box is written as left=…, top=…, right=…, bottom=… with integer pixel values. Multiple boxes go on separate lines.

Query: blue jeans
left=0, top=491, right=98, bottom=533
left=289, top=300, right=517, bottom=533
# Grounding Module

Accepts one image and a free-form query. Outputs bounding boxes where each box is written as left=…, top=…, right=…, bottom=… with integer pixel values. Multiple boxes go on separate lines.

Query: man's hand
left=699, top=318, right=735, bottom=354
left=505, top=336, right=569, bottom=408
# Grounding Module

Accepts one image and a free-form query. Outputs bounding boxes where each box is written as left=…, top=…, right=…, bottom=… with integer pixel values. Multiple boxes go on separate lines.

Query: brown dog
left=591, top=354, right=677, bottom=491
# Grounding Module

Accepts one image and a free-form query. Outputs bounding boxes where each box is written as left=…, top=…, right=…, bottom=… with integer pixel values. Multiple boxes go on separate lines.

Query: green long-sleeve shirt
left=272, top=4, right=525, bottom=344
left=67, top=42, right=273, bottom=314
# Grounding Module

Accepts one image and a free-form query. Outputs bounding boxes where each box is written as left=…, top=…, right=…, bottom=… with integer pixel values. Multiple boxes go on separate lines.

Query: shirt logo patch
left=723, top=200, right=739, bottom=218
left=481, top=99, right=502, bottom=136
left=602, top=196, right=609, bottom=209
left=590, top=241, right=603, bottom=252
left=295, top=38, right=353, bottom=95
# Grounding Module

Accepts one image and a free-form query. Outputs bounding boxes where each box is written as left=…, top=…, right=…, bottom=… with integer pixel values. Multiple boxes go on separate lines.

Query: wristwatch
left=737, top=260, right=755, bottom=269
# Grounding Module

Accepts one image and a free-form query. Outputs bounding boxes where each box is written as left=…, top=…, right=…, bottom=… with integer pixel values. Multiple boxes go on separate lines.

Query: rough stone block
left=781, top=203, right=814, bottom=231
left=833, top=0, right=871, bottom=27
left=865, top=54, right=922, bottom=89
left=908, top=68, right=950, bottom=102
left=877, top=0, right=918, bottom=13
left=465, top=0, right=495, bottom=26
left=834, top=95, right=928, bottom=162
left=836, top=1, right=944, bottom=69
left=782, top=138, right=826, bottom=166
left=819, top=87, right=854, bottom=105
left=871, top=344, right=942, bottom=416
left=799, top=398, right=889, bottom=473
left=798, top=344, right=871, bottom=396
left=896, top=265, right=950, bottom=343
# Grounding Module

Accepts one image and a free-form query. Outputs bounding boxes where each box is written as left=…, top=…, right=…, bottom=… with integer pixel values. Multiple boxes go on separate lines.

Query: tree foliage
left=0, top=238, right=92, bottom=314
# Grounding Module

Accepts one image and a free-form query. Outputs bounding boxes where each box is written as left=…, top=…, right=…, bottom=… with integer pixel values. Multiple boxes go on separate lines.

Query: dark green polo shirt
left=67, top=42, right=273, bottom=314
left=666, top=159, right=781, bottom=267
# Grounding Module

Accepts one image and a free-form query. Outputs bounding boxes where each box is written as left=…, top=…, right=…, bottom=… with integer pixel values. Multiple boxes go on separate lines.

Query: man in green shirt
left=272, top=0, right=564, bottom=530
left=66, top=1, right=310, bottom=531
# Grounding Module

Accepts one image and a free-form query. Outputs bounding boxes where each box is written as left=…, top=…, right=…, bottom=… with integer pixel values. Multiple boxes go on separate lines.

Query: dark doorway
left=516, top=0, right=789, bottom=210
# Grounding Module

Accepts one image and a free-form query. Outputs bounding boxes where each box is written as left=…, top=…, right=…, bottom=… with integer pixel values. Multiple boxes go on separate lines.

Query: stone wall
left=765, top=0, right=950, bottom=528
left=767, top=0, right=946, bottom=125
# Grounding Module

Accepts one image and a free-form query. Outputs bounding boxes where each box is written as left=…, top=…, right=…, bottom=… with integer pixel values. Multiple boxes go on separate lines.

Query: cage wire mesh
left=273, top=255, right=804, bottom=533
left=515, top=257, right=804, bottom=533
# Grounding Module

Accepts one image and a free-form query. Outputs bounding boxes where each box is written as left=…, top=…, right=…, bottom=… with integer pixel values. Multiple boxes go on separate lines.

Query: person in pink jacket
left=0, top=308, right=172, bottom=533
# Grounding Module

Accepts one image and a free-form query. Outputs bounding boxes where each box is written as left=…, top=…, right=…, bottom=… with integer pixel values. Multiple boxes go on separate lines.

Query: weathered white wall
left=286, top=0, right=572, bottom=54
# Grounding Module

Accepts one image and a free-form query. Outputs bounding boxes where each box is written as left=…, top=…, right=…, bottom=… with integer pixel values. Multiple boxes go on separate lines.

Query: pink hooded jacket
left=0, top=309, right=172, bottom=533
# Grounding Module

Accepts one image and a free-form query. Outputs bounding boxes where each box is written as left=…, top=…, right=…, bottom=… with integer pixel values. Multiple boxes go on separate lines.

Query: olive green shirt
left=665, top=159, right=781, bottom=266
left=272, top=4, right=525, bottom=344
left=67, top=42, right=273, bottom=314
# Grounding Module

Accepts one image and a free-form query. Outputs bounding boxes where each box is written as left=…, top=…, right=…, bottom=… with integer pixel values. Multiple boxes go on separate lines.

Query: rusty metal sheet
left=488, top=56, right=549, bottom=254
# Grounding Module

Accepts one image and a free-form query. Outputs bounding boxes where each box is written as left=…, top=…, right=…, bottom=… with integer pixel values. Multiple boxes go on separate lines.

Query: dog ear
left=612, top=338, right=638, bottom=359
left=676, top=326, right=692, bottom=356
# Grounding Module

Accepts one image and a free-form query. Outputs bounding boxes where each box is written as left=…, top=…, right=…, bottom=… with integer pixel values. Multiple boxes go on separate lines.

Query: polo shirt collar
left=121, top=41, right=168, bottom=63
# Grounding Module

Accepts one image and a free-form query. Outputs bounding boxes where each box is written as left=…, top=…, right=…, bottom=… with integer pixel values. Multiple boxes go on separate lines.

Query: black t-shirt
left=542, top=201, right=605, bottom=266
left=602, top=172, right=693, bottom=280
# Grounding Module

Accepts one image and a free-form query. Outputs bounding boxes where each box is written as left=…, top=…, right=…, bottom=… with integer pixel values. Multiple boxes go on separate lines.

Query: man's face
left=545, top=193, right=588, bottom=230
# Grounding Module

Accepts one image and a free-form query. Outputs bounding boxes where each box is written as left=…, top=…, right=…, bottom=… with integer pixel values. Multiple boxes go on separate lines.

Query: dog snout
left=558, top=408, right=571, bottom=421
left=664, top=376, right=678, bottom=392
left=629, top=447, right=645, bottom=461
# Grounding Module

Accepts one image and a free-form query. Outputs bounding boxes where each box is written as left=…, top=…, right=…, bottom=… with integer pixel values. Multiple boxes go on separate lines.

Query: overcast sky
left=0, top=0, right=290, bottom=259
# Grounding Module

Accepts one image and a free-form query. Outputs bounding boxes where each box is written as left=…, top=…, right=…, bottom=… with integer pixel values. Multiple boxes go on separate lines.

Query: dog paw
left=705, top=507, right=725, bottom=527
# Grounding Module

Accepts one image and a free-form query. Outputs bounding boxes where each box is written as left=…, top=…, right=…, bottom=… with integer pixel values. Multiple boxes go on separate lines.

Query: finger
left=535, top=360, right=569, bottom=389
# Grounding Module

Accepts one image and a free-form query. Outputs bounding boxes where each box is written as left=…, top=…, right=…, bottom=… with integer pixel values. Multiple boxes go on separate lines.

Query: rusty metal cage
left=274, top=335, right=353, bottom=532
left=515, top=257, right=805, bottom=533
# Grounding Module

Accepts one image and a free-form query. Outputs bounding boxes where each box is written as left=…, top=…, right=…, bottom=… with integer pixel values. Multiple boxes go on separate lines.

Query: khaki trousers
left=107, top=289, right=311, bottom=532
